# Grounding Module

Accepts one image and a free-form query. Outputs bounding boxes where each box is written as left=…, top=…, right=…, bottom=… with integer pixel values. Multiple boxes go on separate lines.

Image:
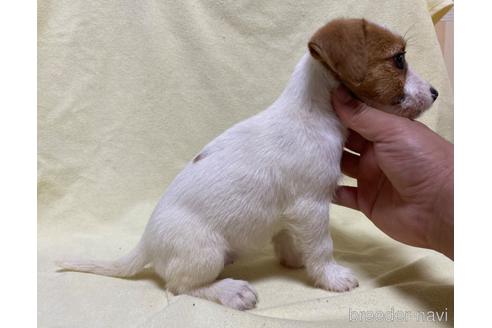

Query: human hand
left=331, top=86, right=453, bottom=259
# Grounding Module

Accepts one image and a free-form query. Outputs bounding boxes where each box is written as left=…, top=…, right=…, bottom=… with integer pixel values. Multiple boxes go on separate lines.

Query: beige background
left=435, top=8, right=454, bottom=88
left=38, top=0, right=454, bottom=327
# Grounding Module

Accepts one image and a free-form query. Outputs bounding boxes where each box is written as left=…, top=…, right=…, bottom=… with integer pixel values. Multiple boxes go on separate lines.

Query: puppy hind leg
left=188, top=278, right=258, bottom=311
left=154, top=243, right=258, bottom=310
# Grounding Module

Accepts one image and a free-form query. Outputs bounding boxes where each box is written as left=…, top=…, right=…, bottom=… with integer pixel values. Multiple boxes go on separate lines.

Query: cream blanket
left=38, top=0, right=453, bottom=326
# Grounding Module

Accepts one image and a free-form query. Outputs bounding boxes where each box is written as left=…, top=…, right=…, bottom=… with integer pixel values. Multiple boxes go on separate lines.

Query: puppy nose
left=430, top=87, right=439, bottom=101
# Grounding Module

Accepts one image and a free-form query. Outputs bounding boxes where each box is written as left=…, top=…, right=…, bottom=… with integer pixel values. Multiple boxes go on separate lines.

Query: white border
left=0, top=1, right=37, bottom=326
left=455, top=1, right=492, bottom=326
left=1, top=0, right=491, bottom=326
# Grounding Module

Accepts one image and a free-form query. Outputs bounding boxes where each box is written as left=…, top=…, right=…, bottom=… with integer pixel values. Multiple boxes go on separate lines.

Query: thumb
left=331, top=85, right=405, bottom=142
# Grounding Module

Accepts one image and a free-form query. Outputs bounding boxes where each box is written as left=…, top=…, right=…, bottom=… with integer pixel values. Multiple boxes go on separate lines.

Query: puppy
left=57, top=18, right=438, bottom=310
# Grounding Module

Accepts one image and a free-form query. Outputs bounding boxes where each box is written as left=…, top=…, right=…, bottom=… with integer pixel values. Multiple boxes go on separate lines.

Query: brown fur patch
left=309, top=19, right=407, bottom=107
left=192, top=152, right=206, bottom=163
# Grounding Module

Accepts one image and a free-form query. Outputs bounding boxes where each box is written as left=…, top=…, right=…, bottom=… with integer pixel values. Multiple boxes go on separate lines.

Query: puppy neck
left=277, top=53, right=339, bottom=112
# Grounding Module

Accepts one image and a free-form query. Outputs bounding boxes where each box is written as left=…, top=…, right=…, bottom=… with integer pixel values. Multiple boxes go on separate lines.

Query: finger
left=341, top=150, right=360, bottom=179
left=333, top=186, right=359, bottom=211
left=345, top=130, right=368, bottom=154
left=331, top=85, right=406, bottom=142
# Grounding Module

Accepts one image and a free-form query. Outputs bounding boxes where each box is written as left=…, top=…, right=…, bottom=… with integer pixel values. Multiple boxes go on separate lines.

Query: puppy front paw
left=316, top=262, right=359, bottom=292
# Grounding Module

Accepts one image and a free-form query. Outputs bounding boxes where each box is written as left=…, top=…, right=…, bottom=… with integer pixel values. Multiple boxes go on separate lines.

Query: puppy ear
left=308, top=19, right=368, bottom=86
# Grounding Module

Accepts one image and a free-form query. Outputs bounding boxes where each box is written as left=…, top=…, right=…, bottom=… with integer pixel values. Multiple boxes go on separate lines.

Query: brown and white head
left=308, top=18, right=438, bottom=119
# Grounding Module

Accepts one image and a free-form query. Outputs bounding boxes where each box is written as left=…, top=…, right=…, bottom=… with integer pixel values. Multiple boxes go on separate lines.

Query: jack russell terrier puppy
left=57, top=18, right=438, bottom=310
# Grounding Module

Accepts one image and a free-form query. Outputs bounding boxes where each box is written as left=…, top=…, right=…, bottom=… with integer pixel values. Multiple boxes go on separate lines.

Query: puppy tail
left=55, top=241, right=148, bottom=278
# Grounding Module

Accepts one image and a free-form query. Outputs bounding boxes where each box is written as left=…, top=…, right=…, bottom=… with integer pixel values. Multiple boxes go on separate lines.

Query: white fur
left=361, top=66, right=435, bottom=119
left=57, top=53, right=360, bottom=310
left=401, top=68, right=435, bottom=116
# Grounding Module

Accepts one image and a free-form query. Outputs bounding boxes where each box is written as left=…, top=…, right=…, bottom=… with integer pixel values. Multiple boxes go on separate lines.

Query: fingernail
left=334, top=85, right=353, bottom=104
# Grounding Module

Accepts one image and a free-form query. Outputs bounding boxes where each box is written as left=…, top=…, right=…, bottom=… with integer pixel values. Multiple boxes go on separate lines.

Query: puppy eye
left=393, top=52, right=406, bottom=69
left=392, top=95, right=405, bottom=105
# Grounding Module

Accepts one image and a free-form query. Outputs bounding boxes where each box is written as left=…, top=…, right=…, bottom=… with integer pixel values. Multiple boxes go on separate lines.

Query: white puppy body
left=145, top=53, right=353, bottom=301
left=59, top=53, right=356, bottom=310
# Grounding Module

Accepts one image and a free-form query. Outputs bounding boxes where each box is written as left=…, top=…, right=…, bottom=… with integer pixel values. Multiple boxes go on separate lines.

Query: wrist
left=428, top=168, right=454, bottom=259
